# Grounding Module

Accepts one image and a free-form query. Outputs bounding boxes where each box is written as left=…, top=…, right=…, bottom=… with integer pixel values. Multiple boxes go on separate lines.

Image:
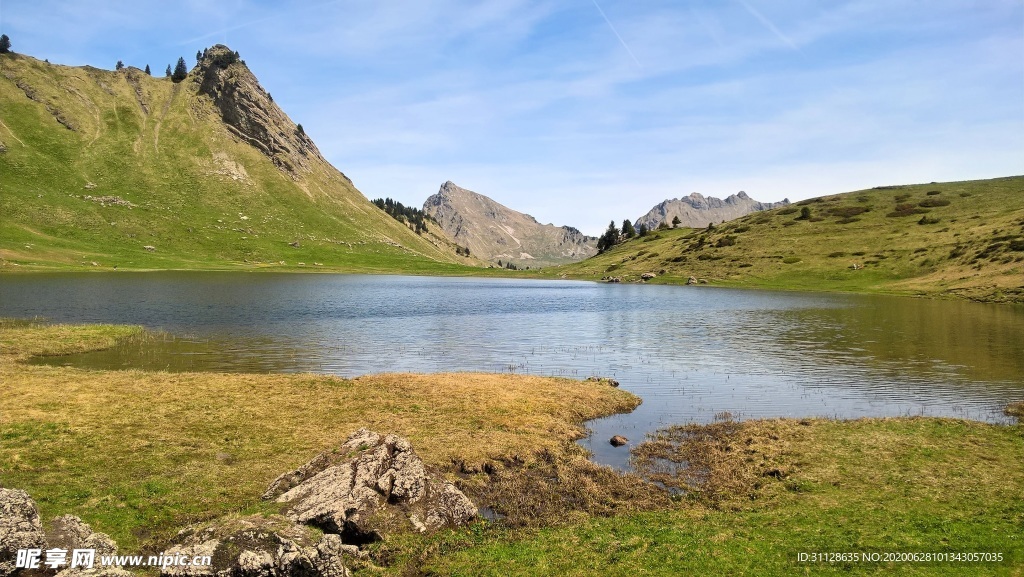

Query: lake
left=2, top=272, right=1022, bottom=469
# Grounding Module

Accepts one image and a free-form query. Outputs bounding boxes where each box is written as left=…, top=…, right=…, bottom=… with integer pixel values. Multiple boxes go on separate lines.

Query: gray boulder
left=48, top=515, right=128, bottom=577
left=269, top=429, right=477, bottom=541
left=0, top=488, right=47, bottom=577
left=161, top=515, right=358, bottom=577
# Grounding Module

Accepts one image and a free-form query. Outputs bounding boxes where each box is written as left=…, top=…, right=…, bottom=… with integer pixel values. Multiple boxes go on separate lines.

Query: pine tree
left=0, top=34, right=11, bottom=54
left=115, top=60, right=124, bottom=70
left=622, top=219, right=636, bottom=239
left=171, top=57, right=188, bottom=82
left=296, top=124, right=305, bottom=135
left=196, top=50, right=202, bottom=62
left=144, top=64, right=151, bottom=75
left=672, top=215, right=681, bottom=228
left=165, top=64, right=172, bottom=78
left=637, top=223, right=649, bottom=237
left=597, top=221, right=620, bottom=253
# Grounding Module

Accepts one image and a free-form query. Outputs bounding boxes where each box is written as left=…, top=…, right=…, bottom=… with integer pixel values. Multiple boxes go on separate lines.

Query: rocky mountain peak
left=635, top=190, right=790, bottom=230
left=195, top=45, right=323, bottom=177
left=423, top=181, right=597, bottom=267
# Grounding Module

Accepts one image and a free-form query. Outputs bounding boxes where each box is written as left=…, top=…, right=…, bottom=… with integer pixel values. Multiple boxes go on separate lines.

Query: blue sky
left=2, top=1, right=1022, bottom=235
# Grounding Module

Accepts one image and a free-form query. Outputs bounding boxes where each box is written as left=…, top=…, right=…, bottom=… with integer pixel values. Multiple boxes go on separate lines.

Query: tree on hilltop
left=165, top=64, right=172, bottom=77
left=144, top=64, right=151, bottom=75
left=597, top=221, right=620, bottom=253
left=115, top=60, right=124, bottom=70
left=0, top=34, right=11, bottom=54
left=171, top=57, right=188, bottom=82
left=622, top=219, right=636, bottom=239
left=196, top=50, right=202, bottom=62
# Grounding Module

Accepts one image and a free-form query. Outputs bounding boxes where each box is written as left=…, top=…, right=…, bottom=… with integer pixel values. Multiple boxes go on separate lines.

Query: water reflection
left=2, top=272, right=1021, bottom=469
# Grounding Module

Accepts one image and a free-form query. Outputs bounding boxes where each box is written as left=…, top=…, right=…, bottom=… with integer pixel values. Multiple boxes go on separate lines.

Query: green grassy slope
left=545, top=176, right=1024, bottom=303
left=0, top=51, right=479, bottom=272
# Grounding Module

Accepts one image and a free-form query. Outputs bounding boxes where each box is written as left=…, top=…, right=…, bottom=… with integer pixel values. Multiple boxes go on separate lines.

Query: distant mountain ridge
left=635, top=191, right=790, bottom=230
left=422, top=181, right=598, bottom=267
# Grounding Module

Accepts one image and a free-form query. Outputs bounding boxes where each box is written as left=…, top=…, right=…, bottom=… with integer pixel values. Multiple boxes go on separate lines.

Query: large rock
left=195, top=45, right=325, bottom=178
left=48, top=515, right=118, bottom=556
left=48, top=516, right=128, bottom=577
left=268, top=429, right=477, bottom=541
left=0, top=488, right=47, bottom=577
left=161, top=516, right=358, bottom=577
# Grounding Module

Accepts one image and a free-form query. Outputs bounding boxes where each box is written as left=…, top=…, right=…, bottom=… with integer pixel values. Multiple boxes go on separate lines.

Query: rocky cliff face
left=195, top=45, right=330, bottom=179
left=422, top=181, right=598, bottom=267
left=634, top=191, right=790, bottom=230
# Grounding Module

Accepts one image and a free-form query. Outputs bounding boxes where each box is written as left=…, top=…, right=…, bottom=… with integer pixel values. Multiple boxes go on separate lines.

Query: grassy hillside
left=0, top=50, right=480, bottom=272
left=547, top=176, right=1024, bottom=303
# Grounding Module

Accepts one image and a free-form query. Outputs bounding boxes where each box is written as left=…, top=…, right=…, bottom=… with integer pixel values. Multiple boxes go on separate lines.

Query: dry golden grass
left=631, top=417, right=801, bottom=508
left=0, top=321, right=638, bottom=550
left=471, top=447, right=670, bottom=528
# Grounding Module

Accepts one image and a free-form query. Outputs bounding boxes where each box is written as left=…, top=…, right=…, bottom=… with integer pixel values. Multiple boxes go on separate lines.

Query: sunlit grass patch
left=0, top=321, right=638, bottom=551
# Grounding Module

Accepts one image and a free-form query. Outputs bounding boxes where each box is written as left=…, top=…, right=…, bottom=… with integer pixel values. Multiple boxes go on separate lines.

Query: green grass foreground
left=412, top=417, right=1024, bottom=576
left=1, top=322, right=1022, bottom=575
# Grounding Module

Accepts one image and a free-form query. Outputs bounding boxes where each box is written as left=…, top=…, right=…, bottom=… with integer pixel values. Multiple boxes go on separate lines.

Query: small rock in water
left=609, top=435, right=629, bottom=447
left=586, top=376, right=619, bottom=387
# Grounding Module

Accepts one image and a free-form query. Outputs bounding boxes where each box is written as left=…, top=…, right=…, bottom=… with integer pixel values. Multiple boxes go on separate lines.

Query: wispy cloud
left=736, top=0, right=799, bottom=51
left=590, top=0, right=641, bottom=67
left=2, top=1, right=1021, bottom=234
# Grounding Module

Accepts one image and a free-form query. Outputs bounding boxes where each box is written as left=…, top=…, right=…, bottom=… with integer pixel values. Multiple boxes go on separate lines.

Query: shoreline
left=4, top=265, right=1024, bottom=307
left=3, top=320, right=1021, bottom=573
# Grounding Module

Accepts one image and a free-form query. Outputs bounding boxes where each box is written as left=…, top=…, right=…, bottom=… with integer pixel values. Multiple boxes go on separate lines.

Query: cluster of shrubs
left=371, top=197, right=433, bottom=234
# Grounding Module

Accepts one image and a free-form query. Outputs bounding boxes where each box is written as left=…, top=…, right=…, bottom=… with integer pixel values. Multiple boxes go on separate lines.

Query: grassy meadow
left=543, top=176, right=1024, bottom=303
left=0, top=52, right=479, bottom=274
left=1, top=321, right=1021, bottom=575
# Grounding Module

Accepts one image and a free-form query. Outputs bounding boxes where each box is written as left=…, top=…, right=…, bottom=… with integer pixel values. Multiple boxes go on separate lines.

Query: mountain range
left=634, top=191, right=790, bottom=231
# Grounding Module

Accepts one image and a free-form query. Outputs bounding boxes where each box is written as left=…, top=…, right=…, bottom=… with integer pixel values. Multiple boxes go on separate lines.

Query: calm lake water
left=2, top=272, right=1022, bottom=469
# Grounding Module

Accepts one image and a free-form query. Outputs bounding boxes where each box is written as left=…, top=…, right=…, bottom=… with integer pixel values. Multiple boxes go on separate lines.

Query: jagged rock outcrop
left=194, top=45, right=323, bottom=178
left=634, top=191, right=790, bottom=230
left=422, top=181, right=597, bottom=267
left=162, top=516, right=359, bottom=577
left=267, top=429, right=476, bottom=540
left=1, top=488, right=47, bottom=577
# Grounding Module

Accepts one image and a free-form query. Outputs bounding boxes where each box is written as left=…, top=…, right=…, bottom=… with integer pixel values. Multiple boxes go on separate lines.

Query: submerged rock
left=609, top=435, right=629, bottom=447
